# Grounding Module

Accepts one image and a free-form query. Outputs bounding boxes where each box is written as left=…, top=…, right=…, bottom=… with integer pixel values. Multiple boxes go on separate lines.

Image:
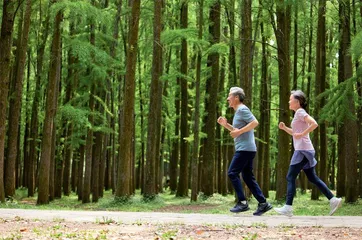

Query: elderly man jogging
left=217, top=87, right=272, bottom=216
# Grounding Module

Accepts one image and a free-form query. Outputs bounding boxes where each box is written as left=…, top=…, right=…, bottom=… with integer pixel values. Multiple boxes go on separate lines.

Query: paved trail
left=0, top=209, right=361, bottom=227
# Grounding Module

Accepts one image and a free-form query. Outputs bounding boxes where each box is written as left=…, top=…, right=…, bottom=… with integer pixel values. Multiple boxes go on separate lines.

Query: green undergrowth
left=1, top=188, right=361, bottom=216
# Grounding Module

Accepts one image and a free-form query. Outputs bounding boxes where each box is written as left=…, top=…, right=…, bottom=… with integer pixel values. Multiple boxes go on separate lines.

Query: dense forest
left=0, top=0, right=361, bottom=205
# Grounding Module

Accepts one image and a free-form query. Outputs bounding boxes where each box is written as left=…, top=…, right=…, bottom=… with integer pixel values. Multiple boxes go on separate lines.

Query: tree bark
left=144, top=0, right=163, bottom=199
left=5, top=0, right=32, bottom=197
left=115, top=0, right=141, bottom=199
left=176, top=1, right=189, bottom=197
left=240, top=0, right=252, bottom=106
left=201, top=0, right=220, bottom=196
left=274, top=0, right=291, bottom=201
left=339, top=0, right=358, bottom=203
left=0, top=0, right=17, bottom=203
left=37, top=5, right=62, bottom=204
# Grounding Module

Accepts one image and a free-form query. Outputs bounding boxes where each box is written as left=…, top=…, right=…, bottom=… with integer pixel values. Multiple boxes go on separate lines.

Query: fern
left=318, top=77, right=357, bottom=124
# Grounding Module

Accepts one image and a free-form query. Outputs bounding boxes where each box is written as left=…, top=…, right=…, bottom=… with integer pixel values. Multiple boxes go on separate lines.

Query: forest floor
left=1, top=205, right=362, bottom=239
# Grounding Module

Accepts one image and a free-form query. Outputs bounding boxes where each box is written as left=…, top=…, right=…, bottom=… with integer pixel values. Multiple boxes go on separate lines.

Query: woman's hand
left=293, top=132, right=303, bottom=139
left=279, top=122, right=285, bottom=130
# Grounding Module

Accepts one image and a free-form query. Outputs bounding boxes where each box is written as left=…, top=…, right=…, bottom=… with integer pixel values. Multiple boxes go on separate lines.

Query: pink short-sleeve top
left=291, top=108, right=314, bottom=151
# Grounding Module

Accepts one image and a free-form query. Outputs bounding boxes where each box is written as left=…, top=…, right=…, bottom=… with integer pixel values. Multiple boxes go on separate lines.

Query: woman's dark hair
left=291, top=90, right=308, bottom=109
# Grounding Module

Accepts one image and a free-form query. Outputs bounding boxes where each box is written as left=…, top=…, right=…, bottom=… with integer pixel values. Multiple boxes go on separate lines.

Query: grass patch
left=0, top=188, right=361, bottom=216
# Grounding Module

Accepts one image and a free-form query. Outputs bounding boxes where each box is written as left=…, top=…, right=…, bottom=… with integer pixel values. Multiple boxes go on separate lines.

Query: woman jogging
left=275, top=90, right=342, bottom=217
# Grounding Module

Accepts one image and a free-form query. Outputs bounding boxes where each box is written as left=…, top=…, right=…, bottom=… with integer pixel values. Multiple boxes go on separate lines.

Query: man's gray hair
left=230, top=87, right=245, bottom=102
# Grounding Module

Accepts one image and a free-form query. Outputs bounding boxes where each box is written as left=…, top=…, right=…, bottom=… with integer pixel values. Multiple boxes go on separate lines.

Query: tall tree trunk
left=176, top=1, right=189, bottom=197
left=358, top=0, right=362, bottom=198
left=273, top=0, right=291, bottom=201
left=5, top=0, right=32, bottom=197
left=170, top=85, right=180, bottom=193
left=191, top=0, right=202, bottom=203
left=339, top=0, right=358, bottom=203
left=77, top=144, right=85, bottom=200
left=115, top=0, right=141, bottom=199
left=137, top=59, right=145, bottom=191
left=92, top=130, right=102, bottom=202
left=28, top=7, right=50, bottom=198
left=62, top=24, right=76, bottom=196
left=201, top=0, right=220, bottom=196
left=292, top=3, right=298, bottom=90
left=223, top=0, right=237, bottom=196
left=259, top=15, right=271, bottom=198
left=240, top=0, right=252, bottom=106
left=311, top=0, right=327, bottom=200
left=37, top=5, right=62, bottom=204
left=82, top=84, right=95, bottom=203
left=0, top=0, right=17, bottom=203
left=144, top=0, right=163, bottom=199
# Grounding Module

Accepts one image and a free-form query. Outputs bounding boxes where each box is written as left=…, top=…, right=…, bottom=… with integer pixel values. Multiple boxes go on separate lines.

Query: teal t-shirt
left=232, top=105, right=257, bottom=152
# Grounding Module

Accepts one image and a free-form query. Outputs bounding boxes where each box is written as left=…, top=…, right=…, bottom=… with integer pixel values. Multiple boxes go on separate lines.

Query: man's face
left=227, top=92, right=239, bottom=108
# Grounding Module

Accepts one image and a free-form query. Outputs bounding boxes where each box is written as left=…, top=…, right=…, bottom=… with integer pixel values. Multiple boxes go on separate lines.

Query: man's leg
left=228, top=151, right=248, bottom=202
left=228, top=151, right=250, bottom=212
left=240, top=151, right=272, bottom=215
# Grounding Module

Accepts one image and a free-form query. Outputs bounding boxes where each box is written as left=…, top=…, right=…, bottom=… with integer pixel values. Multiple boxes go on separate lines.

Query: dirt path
left=0, top=209, right=361, bottom=239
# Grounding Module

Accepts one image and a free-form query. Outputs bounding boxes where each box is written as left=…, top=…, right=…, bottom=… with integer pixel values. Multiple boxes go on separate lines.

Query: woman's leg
left=286, top=159, right=308, bottom=205
left=304, top=167, right=334, bottom=200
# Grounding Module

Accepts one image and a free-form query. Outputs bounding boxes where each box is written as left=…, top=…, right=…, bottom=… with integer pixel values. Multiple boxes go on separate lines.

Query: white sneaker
left=274, top=205, right=293, bottom=217
left=329, top=197, right=342, bottom=216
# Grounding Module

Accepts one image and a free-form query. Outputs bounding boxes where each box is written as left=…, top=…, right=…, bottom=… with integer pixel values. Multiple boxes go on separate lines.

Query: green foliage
left=161, top=28, right=197, bottom=43
left=350, top=31, right=362, bottom=61
left=50, top=0, right=113, bottom=28
left=204, top=43, right=229, bottom=56
left=318, top=77, right=357, bottom=124
left=59, top=104, right=90, bottom=128
left=3, top=189, right=361, bottom=216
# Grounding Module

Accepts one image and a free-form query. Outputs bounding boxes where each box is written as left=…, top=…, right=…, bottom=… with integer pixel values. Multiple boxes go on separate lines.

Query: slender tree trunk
left=339, top=0, right=358, bottom=203
left=115, top=0, right=141, bottom=199
left=170, top=87, right=180, bottom=193
left=77, top=144, right=85, bottom=200
left=292, top=3, right=298, bottom=90
left=358, top=0, right=362, bottom=198
left=92, top=130, right=102, bottom=202
left=137, top=60, right=145, bottom=191
left=274, top=0, right=291, bottom=200
left=5, top=0, right=32, bottom=197
left=62, top=25, right=76, bottom=195
left=191, top=0, right=203, bottom=201
left=240, top=0, right=252, bottom=106
left=144, top=0, right=163, bottom=199
left=259, top=16, right=270, bottom=198
left=201, top=0, right=220, bottom=196
left=311, top=0, right=327, bottom=200
left=0, top=0, right=17, bottom=203
left=176, top=1, right=189, bottom=197
left=37, top=6, right=62, bottom=205
left=28, top=7, right=50, bottom=197
left=82, top=84, right=95, bottom=203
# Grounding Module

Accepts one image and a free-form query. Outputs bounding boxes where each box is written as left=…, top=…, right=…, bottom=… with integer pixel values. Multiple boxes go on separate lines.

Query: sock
left=240, top=200, right=247, bottom=204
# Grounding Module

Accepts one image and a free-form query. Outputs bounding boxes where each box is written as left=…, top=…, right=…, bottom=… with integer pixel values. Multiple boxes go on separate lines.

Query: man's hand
left=279, top=122, right=285, bottom=130
left=217, top=116, right=227, bottom=126
left=230, top=128, right=241, bottom=138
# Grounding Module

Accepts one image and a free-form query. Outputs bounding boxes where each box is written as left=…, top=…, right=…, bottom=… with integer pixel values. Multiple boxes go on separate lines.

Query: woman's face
left=289, top=94, right=300, bottom=111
